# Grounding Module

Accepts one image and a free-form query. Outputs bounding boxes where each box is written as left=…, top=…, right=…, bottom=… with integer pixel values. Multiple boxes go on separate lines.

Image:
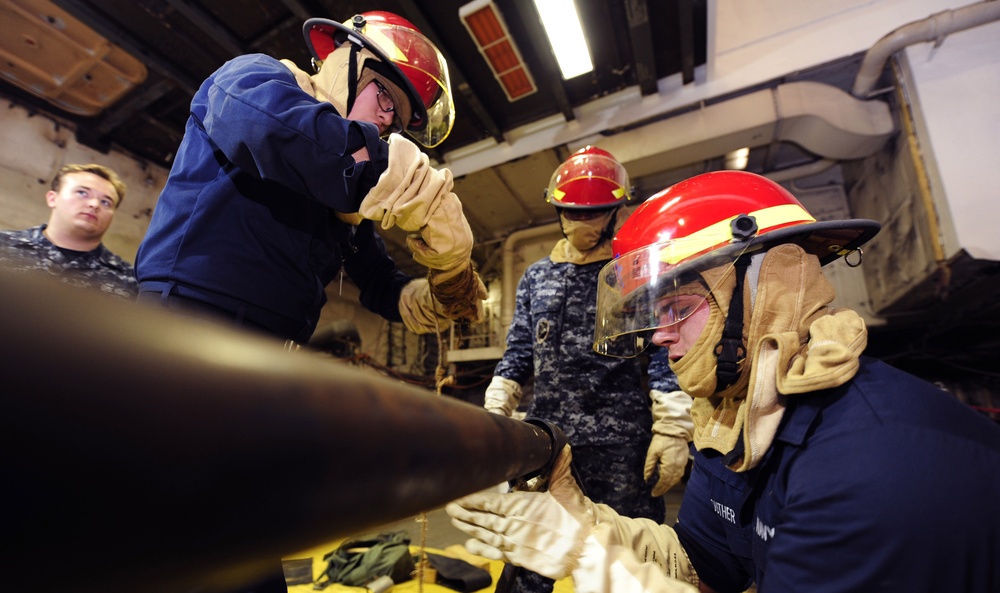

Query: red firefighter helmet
left=545, top=146, right=633, bottom=210
left=303, top=11, right=455, bottom=148
left=593, top=170, right=880, bottom=357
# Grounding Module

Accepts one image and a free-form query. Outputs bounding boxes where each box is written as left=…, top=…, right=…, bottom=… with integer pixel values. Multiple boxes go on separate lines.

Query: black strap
left=425, top=553, right=492, bottom=593
left=714, top=257, right=749, bottom=390
left=346, top=43, right=360, bottom=116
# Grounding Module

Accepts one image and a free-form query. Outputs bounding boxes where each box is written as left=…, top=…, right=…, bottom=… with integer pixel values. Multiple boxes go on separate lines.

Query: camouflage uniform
left=495, top=257, right=665, bottom=521
left=0, top=225, right=138, bottom=300
left=495, top=257, right=668, bottom=593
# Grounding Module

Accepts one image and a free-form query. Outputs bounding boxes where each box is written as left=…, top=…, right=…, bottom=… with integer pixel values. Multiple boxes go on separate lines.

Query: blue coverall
left=136, top=54, right=409, bottom=342
left=676, top=356, right=1000, bottom=593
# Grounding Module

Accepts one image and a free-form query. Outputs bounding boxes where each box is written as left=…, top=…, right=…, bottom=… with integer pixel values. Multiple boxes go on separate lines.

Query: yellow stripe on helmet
left=658, top=203, right=814, bottom=264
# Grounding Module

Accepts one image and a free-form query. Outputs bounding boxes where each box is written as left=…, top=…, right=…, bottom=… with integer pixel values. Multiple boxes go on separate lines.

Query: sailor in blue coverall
left=134, top=11, right=486, bottom=593
left=136, top=12, right=485, bottom=345
left=675, top=355, right=1000, bottom=592
left=446, top=170, right=1000, bottom=593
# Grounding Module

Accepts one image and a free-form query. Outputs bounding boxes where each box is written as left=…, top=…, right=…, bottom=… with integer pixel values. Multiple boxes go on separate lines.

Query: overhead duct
left=1, top=269, right=564, bottom=593
left=591, top=81, right=895, bottom=180
left=852, top=0, right=1000, bottom=98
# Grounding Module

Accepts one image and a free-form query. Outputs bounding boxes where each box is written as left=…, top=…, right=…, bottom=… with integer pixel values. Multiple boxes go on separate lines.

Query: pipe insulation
left=0, top=269, right=560, bottom=593
left=500, top=221, right=562, bottom=334
left=852, top=0, right=1000, bottom=98
left=593, top=81, right=895, bottom=181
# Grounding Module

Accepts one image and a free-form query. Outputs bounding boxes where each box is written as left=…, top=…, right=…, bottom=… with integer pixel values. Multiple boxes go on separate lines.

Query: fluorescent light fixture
left=725, top=147, right=750, bottom=170
left=533, top=0, right=593, bottom=79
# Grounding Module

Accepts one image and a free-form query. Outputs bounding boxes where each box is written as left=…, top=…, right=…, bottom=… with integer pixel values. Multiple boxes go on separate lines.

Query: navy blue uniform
left=675, top=357, right=1000, bottom=593
left=136, top=54, right=408, bottom=342
left=0, top=225, right=137, bottom=299
left=496, top=255, right=670, bottom=593
left=495, top=257, right=663, bottom=520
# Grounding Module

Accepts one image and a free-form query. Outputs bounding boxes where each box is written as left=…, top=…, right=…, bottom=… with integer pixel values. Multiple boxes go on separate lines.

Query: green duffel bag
left=314, top=530, right=416, bottom=589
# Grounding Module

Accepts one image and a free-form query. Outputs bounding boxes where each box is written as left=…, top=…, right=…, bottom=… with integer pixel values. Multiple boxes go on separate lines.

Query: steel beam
left=1, top=269, right=558, bottom=592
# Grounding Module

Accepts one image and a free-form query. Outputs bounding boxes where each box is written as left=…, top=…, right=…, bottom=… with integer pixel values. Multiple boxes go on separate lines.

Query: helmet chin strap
left=345, top=43, right=360, bottom=116
left=714, top=256, right=750, bottom=391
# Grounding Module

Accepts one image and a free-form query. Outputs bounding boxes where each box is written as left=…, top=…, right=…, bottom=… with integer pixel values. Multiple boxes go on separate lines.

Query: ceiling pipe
left=852, top=0, right=1000, bottom=98
left=501, top=222, right=562, bottom=336
left=764, top=158, right=838, bottom=183
left=594, top=81, right=895, bottom=183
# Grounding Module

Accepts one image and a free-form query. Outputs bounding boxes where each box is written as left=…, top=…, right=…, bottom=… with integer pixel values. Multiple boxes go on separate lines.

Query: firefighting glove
left=360, top=134, right=485, bottom=321
left=644, top=389, right=694, bottom=497
left=446, top=446, right=700, bottom=590
left=360, top=133, right=471, bottom=268
left=484, top=376, right=522, bottom=417
left=446, top=445, right=595, bottom=580
left=572, top=523, right=700, bottom=593
left=427, top=262, right=488, bottom=323
left=397, top=278, right=454, bottom=334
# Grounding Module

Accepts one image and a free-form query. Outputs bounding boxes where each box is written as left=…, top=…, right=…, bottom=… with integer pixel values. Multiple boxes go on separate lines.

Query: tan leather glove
left=446, top=446, right=699, bottom=589
left=645, top=390, right=694, bottom=497
left=446, top=445, right=596, bottom=580
left=572, top=523, right=699, bottom=593
left=361, top=134, right=486, bottom=322
left=484, top=376, right=522, bottom=416
left=397, top=278, right=453, bottom=334
left=360, top=133, right=473, bottom=270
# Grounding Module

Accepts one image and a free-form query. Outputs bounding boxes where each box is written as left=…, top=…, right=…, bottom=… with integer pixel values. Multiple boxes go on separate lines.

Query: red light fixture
left=459, top=0, right=536, bottom=101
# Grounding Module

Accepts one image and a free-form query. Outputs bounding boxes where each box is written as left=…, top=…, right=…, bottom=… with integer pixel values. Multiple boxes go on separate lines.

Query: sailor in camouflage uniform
left=0, top=164, right=137, bottom=300
left=484, top=147, right=693, bottom=593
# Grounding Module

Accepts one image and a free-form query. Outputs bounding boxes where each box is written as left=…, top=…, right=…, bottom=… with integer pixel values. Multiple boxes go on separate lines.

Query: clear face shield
left=360, top=22, right=455, bottom=148
left=306, top=13, right=455, bottom=147
left=593, top=233, right=754, bottom=358
left=546, top=152, right=630, bottom=206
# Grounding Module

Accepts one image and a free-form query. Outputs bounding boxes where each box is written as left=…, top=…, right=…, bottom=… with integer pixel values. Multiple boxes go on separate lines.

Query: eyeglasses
left=373, top=80, right=395, bottom=114
left=373, top=80, right=404, bottom=134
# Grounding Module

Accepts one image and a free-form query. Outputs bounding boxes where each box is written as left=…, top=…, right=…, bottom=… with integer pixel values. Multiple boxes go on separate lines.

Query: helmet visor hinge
left=714, top=256, right=750, bottom=391
left=731, top=215, right=758, bottom=242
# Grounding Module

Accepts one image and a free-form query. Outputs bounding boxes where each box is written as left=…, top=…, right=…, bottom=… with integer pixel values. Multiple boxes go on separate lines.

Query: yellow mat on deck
left=284, top=542, right=574, bottom=593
